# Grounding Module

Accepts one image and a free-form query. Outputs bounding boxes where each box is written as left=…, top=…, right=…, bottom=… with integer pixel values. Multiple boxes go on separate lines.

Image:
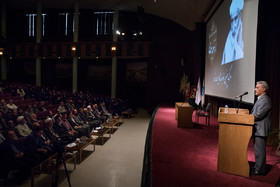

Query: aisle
left=59, top=108, right=151, bottom=187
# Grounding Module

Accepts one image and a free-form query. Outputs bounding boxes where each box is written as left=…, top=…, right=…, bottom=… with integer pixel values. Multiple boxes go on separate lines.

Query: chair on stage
left=195, top=103, right=211, bottom=126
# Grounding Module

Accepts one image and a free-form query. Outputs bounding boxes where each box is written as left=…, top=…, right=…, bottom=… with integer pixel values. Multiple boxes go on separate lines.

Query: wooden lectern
left=175, top=102, right=194, bottom=128
left=217, top=107, right=254, bottom=178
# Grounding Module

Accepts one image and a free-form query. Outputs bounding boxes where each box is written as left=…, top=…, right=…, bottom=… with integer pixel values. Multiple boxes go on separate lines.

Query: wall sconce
left=111, top=44, right=117, bottom=56
left=71, top=45, right=76, bottom=51
left=111, top=46, right=117, bottom=51
left=0, top=48, right=4, bottom=56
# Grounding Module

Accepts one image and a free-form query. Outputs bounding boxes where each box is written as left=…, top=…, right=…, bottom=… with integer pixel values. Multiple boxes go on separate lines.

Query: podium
left=175, top=102, right=194, bottom=128
left=217, top=107, right=254, bottom=178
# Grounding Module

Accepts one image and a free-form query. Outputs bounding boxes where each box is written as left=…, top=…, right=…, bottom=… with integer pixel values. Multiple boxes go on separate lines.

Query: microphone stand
left=236, top=95, right=243, bottom=114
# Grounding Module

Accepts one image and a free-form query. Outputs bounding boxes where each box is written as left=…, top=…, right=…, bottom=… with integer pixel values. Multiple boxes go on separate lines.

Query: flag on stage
left=195, top=77, right=201, bottom=105
left=201, top=78, right=205, bottom=107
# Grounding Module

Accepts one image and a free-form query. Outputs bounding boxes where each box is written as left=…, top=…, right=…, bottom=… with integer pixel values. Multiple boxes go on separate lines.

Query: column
left=111, top=7, right=119, bottom=99
left=72, top=2, right=79, bottom=93
left=36, top=1, right=42, bottom=86
left=1, top=1, right=7, bottom=80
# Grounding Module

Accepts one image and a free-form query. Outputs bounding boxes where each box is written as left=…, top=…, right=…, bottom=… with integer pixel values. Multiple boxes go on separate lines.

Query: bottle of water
left=225, top=105, right=228, bottom=113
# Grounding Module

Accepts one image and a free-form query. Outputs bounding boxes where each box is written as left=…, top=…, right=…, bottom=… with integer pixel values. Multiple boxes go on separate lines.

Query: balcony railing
left=6, top=41, right=152, bottom=59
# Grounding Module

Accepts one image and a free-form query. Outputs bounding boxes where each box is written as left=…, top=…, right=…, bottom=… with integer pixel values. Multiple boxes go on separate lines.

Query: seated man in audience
left=82, top=108, right=102, bottom=130
left=53, top=115, right=76, bottom=144
left=6, top=99, right=18, bottom=113
left=72, top=109, right=87, bottom=126
left=5, top=121, right=26, bottom=142
left=38, top=101, right=47, bottom=112
left=0, top=111, right=8, bottom=134
left=15, top=116, right=33, bottom=138
left=4, top=130, right=39, bottom=184
left=32, top=103, right=40, bottom=114
left=0, top=99, right=8, bottom=115
left=100, top=101, right=112, bottom=119
left=72, top=109, right=93, bottom=131
left=7, top=119, right=16, bottom=130
left=57, top=101, right=67, bottom=114
left=47, top=110, right=55, bottom=122
left=65, top=99, right=75, bottom=112
left=43, top=117, right=68, bottom=147
left=68, top=111, right=91, bottom=138
left=24, top=105, right=34, bottom=125
left=17, top=107, right=25, bottom=117
left=34, top=122, right=55, bottom=153
left=61, top=112, right=78, bottom=136
left=92, top=103, right=107, bottom=123
left=77, top=108, right=92, bottom=129
left=24, top=125, right=53, bottom=162
left=8, top=109, right=20, bottom=126
left=28, top=113, right=40, bottom=129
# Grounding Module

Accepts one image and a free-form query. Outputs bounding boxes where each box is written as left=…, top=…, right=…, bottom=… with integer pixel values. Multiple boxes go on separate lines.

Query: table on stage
left=175, top=102, right=194, bottom=128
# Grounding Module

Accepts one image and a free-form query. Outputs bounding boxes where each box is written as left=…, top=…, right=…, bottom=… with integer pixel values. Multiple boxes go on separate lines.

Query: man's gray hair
left=257, top=81, right=269, bottom=92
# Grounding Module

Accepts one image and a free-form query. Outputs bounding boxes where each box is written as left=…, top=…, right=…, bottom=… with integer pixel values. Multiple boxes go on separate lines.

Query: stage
left=142, top=105, right=280, bottom=187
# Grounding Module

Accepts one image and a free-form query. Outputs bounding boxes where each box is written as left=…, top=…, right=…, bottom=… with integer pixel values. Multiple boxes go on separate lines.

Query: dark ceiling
left=3, top=0, right=218, bottom=31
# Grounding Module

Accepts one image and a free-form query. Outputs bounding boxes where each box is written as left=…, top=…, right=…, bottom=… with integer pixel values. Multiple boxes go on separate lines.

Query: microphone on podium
left=235, top=91, right=248, bottom=98
left=235, top=91, right=248, bottom=114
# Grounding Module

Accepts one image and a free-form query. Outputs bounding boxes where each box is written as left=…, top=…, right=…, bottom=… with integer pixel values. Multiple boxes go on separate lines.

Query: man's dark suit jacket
left=251, top=94, right=272, bottom=137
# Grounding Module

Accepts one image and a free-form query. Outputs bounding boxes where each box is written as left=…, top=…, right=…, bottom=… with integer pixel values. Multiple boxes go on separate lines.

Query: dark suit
left=251, top=94, right=272, bottom=174
left=53, top=122, right=75, bottom=144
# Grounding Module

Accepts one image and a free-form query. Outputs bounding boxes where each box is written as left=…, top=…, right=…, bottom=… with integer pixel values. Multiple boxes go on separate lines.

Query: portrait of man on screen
left=221, top=0, right=244, bottom=65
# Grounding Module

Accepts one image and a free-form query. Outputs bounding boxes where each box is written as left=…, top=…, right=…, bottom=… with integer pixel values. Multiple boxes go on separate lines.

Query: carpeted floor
left=151, top=106, right=280, bottom=187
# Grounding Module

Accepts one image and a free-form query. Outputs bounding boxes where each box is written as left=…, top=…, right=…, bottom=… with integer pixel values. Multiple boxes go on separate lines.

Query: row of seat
left=31, top=116, right=126, bottom=186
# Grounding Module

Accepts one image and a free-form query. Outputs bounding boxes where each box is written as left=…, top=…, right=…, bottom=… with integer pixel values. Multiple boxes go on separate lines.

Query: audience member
left=8, top=109, right=20, bottom=126
left=24, top=105, right=34, bottom=124
left=81, top=108, right=102, bottom=130
left=47, top=110, right=55, bottom=122
left=0, top=99, right=8, bottom=115
left=100, top=101, right=112, bottom=118
left=68, top=111, right=91, bottom=138
left=4, top=130, right=38, bottom=183
left=38, top=101, right=47, bottom=112
left=0, top=111, right=8, bottom=133
left=43, top=118, right=61, bottom=144
left=57, top=101, right=67, bottom=114
left=65, top=99, right=75, bottom=112
left=92, top=103, right=107, bottom=122
left=24, top=125, right=53, bottom=162
left=32, top=103, right=40, bottom=114
left=17, top=87, right=26, bottom=98
left=28, top=113, right=40, bottom=129
left=61, top=112, right=78, bottom=136
left=15, top=116, right=32, bottom=137
left=6, top=99, right=18, bottom=113
left=53, top=115, right=75, bottom=144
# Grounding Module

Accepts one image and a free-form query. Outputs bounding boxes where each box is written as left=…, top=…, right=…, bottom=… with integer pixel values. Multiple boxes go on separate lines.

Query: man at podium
left=251, top=81, right=272, bottom=175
